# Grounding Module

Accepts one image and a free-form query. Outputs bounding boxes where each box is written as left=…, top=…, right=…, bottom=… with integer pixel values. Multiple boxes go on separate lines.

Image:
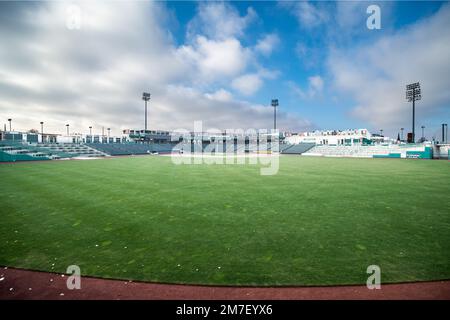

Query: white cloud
left=187, top=2, right=257, bottom=40
left=231, top=74, right=263, bottom=96
left=231, top=68, right=279, bottom=96
left=309, top=76, right=324, bottom=93
left=176, top=36, right=250, bottom=82
left=255, top=33, right=280, bottom=56
left=159, top=84, right=312, bottom=131
left=328, top=4, right=450, bottom=132
left=0, top=1, right=311, bottom=134
left=281, top=1, right=329, bottom=29
left=204, top=89, right=233, bottom=102
left=335, top=1, right=365, bottom=30
left=289, top=75, right=324, bottom=99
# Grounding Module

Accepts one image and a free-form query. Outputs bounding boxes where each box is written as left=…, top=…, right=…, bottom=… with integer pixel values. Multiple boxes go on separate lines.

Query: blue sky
left=166, top=0, right=446, bottom=133
left=1, top=1, right=449, bottom=139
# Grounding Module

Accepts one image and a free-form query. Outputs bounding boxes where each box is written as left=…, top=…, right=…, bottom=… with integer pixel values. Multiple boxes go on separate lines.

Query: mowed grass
left=0, top=155, right=449, bottom=286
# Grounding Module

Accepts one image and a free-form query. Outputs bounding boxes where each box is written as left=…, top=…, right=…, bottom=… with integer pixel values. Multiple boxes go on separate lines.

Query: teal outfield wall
left=372, top=147, right=433, bottom=159
left=373, top=153, right=401, bottom=159
left=406, top=147, right=433, bottom=159
left=0, top=150, right=50, bottom=162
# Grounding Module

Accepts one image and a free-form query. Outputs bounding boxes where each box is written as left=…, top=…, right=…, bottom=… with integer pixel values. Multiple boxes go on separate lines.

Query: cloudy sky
left=0, top=1, right=449, bottom=139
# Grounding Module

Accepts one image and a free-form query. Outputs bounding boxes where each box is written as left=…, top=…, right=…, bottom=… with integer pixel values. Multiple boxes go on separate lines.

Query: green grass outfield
left=0, top=156, right=449, bottom=286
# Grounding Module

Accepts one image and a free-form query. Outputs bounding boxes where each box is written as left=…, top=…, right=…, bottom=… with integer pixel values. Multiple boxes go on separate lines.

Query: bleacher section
left=302, top=144, right=432, bottom=158
left=179, top=143, right=266, bottom=154
left=281, top=143, right=315, bottom=155
left=0, top=145, right=50, bottom=162
left=87, top=143, right=173, bottom=156
left=38, top=143, right=106, bottom=158
left=0, top=142, right=53, bottom=162
left=0, top=141, right=106, bottom=162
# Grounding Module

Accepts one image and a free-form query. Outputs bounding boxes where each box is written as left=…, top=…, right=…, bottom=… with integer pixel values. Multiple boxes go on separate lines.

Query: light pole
left=66, top=124, right=69, bottom=136
left=8, top=118, right=11, bottom=131
left=380, top=129, right=383, bottom=136
left=421, top=125, right=425, bottom=141
left=400, top=128, right=404, bottom=141
left=89, top=126, right=92, bottom=136
left=142, top=92, right=151, bottom=132
left=107, top=128, right=111, bottom=143
left=443, top=124, right=448, bottom=143
left=40, top=122, right=44, bottom=143
left=271, top=99, right=278, bottom=131
left=406, top=82, right=422, bottom=143
left=446, top=124, right=449, bottom=144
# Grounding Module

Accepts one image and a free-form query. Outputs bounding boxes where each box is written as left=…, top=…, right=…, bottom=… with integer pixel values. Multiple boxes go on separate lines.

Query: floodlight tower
left=406, top=82, right=422, bottom=143
left=40, top=122, right=44, bottom=143
left=66, top=124, right=70, bottom=136
left=443, top=123, right=448, bottom=143
left=89, top=126, right=92, bottom=136
left=142, top=92, right=151, bottom=132
left=8, top=118, right=11, bottom=131
left=400, top=127, right=404, bottom=141
left=421, top=125, right=425, bottom=141
left=271, top=99, right=279, bottom=131
left=107, top=128, right=111, bottom=143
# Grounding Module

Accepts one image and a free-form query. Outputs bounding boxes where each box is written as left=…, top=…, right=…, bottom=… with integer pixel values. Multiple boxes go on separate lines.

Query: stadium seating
left=38, top=143, right=106, bottom=158
left=0, top=142, right=53, bottom=161
left=280, top=143, right=316, bottom=154
left=87, top=143, right=173, bottom=156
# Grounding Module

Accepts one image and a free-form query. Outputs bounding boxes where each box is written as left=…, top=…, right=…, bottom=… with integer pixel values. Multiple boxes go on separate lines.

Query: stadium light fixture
left=406, top=82, right=422, bottom=143
left=107, top=128, right=111, bottom=142
left=400, top=128, right=404, bottom=141
left=271, top=99, right=279, bottom=131
left=421, top=125, right=425, bottom=140
left=8, top=118, right=11, bottom=131
left=89, top=126, right=92, bottom=136
left=66, top=124, right=69, bottom=136
left=142, top=92, right=151, bottom=132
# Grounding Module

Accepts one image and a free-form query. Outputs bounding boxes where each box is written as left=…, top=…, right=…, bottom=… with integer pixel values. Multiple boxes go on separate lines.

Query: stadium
left=1, top=119, right=449, bottom=299
left=1, top=0, right=449, bottom=302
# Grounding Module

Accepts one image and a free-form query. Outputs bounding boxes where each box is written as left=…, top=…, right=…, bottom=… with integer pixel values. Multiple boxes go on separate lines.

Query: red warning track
left=1, top=267, right=449, bottom=300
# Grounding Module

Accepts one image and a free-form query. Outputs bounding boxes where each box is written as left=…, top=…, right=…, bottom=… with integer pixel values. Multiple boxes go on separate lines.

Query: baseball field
left=0, top=156, right=449, bottom=286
